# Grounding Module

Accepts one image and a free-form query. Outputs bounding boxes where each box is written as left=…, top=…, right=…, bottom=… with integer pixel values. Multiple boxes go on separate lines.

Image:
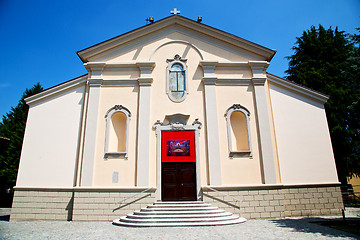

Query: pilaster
left=136, top=62, right=155, bottom=186
left=80, top=63, right=105, bottom=186
left=200, top=61, right=222, bottom=185
left=249, top=61, right=277, bottom=184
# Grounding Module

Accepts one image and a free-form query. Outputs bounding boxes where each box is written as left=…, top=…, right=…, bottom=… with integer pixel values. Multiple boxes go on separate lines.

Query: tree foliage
left=286, top=25, right=360, bottom=184
left=0, top=83, right=43, bottom=206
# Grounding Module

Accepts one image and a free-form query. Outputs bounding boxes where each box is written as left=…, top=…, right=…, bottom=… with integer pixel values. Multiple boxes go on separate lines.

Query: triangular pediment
left=77, top=15, right=276, bottom=63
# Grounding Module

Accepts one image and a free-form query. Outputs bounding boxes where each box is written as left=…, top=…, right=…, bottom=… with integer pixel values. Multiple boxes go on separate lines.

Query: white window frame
left=104, top=105, right=131, bottom=158
left=225, top=104, right=252, bottom=157
left=166, top=54, right=188, bottom=103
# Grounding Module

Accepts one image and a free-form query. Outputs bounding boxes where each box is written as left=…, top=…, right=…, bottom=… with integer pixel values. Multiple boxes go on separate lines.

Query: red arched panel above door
left=161, top=130, right=195, bottom=162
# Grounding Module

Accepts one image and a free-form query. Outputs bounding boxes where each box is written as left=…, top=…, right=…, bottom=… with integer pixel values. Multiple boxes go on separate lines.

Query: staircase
left=113, top=201, right=246, bottom=227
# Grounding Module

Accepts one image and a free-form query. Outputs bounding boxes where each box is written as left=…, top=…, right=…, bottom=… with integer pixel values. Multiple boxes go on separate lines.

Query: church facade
left=11, top=15, right=343, bottom=221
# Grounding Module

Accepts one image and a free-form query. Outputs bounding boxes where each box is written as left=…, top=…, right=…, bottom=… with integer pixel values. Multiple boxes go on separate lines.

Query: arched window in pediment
left=105, top=105, right=131, bottom=158
left=166, top=55, right=188, bottom=102
left=225, top=104, right=252, bottom=157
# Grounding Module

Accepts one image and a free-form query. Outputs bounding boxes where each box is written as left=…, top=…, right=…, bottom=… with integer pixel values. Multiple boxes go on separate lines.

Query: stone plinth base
left=203, top=184, right=343, bottom=219
left=10, top=184, right=343, bottom=221
left=10, top=187, right=156, bottom=221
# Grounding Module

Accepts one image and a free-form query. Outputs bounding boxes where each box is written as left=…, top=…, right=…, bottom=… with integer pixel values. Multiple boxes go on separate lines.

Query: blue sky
left=0, top=0, right=359, bottom=119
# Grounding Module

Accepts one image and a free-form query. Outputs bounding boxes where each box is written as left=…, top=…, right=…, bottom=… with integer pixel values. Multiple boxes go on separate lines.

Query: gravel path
left=1, top=217, right=359, bottom=240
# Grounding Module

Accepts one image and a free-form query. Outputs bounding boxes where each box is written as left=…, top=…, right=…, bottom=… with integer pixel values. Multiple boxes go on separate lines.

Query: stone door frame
left=153, top=117, right=202, bottom=201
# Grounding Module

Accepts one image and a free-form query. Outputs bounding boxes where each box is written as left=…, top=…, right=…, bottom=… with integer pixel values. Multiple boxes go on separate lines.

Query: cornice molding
left=202, top=182, right=341, bottom=191
left=202, top=77, right=217, bottom=85
left=138, top=77, right=153, bottom=86
left=216, top=78, right=252, bottom=85
left=267, top=73, right=329, bottom=103
left=14, top=186, right=157, bottom=192
left=77, top=15, right=276, bottom=63
left=249, top=61, right=270, bottom=80
left=137, top=62, right=156, bottom=87
left=248, top=61, right=270, bottom=68
left=25, top=75, right=87, bottom=106
left=85, top=62, right=156, bottom=70
left=88, top=79, right=103, bottom=87
left=252, top=78, right=267, bottom=85
left=102, top=79, right=138, bottom=86
left=136, top=61, right=156, bottom=70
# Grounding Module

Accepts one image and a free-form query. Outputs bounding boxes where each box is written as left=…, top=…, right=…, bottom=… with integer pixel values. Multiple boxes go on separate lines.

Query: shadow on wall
left=65, top=192, right=74, bottom=221
left=112, top=194, right=151, bottom=213
left=203, top=193, right=240, bottom=209
left=0, top=214, right=10, bottom=221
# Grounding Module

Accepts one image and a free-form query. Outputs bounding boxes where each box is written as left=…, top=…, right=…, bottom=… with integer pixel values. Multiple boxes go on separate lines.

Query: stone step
left=127, top=212, right=233, bottom=219
left=113, top=217, right=246, bottom=227
left=147, top=203, right=211, bottom=208
left=113, top=201, right=246, bottom=227
left=120, top=214, right=240, bottom=223
left=140, top=206, right=218, bottom=212
left=153, top=201, right=204, bottom=205
left=133, top=209, right=225, bottom=215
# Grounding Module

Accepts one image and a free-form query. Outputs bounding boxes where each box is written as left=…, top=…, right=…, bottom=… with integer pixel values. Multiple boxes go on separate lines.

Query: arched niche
left=225, top=104, right=252, bottom=157
left=105, top=105, right=131, bottom=158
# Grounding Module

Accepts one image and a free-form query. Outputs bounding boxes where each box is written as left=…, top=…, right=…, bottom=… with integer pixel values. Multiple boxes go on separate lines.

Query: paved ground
left=0, top=208, right=359, bottom=240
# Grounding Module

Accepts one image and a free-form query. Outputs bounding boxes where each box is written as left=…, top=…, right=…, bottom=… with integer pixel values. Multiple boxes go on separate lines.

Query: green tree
left=285, top=25, right=360, bottom=184
left=0, top=83, right=43, bottom=206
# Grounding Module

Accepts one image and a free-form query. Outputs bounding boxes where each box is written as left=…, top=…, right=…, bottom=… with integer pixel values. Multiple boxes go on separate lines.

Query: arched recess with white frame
left=104, top=105, right=131, bottom=158
left=225, top=104, right=252, bottom=157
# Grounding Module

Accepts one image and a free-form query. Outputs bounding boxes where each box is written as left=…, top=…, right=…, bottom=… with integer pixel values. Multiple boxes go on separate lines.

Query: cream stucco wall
left=16, top=85, right=85, bottom=187
left=269, top=83, right=339, bottom=184
left=216, top=85, right=263, bottom=185
left=89, top=29, right=265, bottom=63
left=93, top=86, right=139, bottom=186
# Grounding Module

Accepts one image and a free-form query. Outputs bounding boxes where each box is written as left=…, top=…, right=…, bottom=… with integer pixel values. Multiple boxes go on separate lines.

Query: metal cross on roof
left=171, top=8, right=180, bottom=15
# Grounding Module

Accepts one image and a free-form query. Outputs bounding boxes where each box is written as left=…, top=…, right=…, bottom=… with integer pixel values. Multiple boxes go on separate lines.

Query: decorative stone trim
left=170, top=122, right=185, bottom=130
left=153, top=117, right=202, bottom=201
left=105, top=105, right=131, bottom=118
